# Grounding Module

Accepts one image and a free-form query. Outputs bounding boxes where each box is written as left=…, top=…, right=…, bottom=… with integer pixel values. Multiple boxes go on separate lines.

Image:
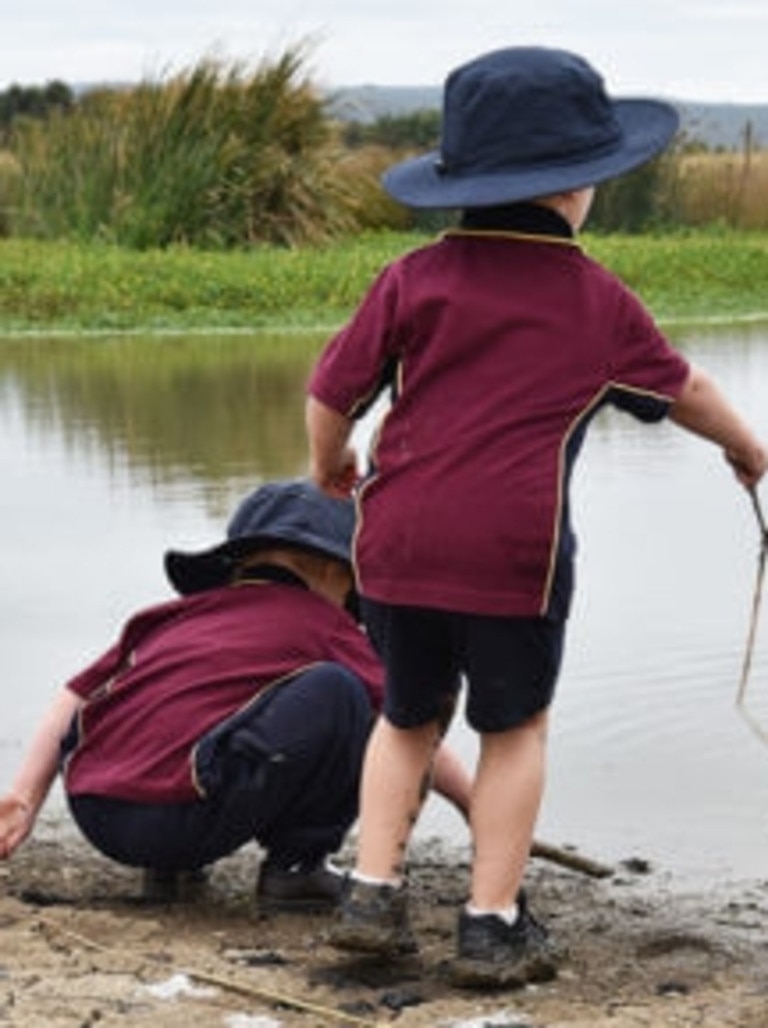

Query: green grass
left=1, top=228, right=767, bottom=335
left=587, top=229, right=768, bottom=326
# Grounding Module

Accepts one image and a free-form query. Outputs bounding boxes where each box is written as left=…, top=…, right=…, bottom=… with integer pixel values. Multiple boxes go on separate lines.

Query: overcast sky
left=2, top=1, right=767, bottom=103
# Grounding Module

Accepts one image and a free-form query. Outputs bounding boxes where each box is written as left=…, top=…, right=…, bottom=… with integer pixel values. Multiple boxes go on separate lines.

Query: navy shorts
left=65, top=663, right=373, bottom=872
left=360, top=598, right=565, bottom=732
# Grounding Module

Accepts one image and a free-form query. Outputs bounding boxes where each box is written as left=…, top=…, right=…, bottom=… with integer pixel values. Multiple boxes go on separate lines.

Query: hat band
left=436, top=125, right=625, bottom=179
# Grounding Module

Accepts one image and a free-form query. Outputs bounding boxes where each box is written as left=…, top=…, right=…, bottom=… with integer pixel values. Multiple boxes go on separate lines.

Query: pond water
left=1, top=324, right=767, bottom=888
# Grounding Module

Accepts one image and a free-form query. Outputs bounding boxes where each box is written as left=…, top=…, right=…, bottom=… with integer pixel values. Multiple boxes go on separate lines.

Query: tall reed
left=673, top=150, right=768, bottom=230
left=6, top=50, right=360, bottom=248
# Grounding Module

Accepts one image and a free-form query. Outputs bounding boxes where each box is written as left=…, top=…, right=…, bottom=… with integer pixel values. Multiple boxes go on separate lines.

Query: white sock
left=352, top=871, right=403, bottom=889
left=466, top=902, right=519, bottom=925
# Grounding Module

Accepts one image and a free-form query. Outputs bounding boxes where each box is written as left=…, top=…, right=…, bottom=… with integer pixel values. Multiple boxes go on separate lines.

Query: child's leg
left=470, top=709, right=548, bottom=911
left=355, top=715, right=443, bottom=882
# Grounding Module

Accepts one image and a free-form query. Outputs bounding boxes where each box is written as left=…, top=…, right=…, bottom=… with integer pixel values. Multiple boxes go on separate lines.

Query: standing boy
left=305, top=47, right=768, bottom=987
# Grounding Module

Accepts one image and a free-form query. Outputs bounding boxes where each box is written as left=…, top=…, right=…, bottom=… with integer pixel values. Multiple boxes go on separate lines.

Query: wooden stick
left=531, top=839, right=614, bottom=878
left=185, top=968, right=385, bottom=1027
left=41, top=920, right=384, bottom=1028
left=736, top=485, right=768, bottom=744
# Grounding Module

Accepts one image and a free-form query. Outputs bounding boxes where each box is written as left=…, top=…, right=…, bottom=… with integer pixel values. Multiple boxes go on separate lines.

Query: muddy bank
left=0, top=818, right=766, bottom=1026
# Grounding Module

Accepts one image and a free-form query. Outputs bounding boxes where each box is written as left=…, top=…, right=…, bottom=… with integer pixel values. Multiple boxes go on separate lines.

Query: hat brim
left=382, top=99, right=679, bottom=209
left=164, top=539, right=255, bottom=596
left=164, top=529, right=353, bottom=596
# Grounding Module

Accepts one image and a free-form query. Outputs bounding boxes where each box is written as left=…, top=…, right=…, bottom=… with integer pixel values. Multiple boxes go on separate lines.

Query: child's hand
left=313, top=446, right=359, bottom=498
left=306, top=397, right=358, bottom=497
left=329, top=447, right=360, bottom=497
left=725, top=444, right=768, bottom=489
left=0, top=794, right=34, bottom=859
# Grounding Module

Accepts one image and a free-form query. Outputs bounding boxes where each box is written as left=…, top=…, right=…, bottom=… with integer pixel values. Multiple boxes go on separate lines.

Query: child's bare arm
left=0, top=686, right=82, bottom=859
left=305, top=396, right=359, bottom=497
left=669, top=365, right=768, bottom=488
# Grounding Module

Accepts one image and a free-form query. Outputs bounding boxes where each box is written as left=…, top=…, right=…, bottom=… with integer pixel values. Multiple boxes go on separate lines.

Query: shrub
left=7, top=49, right=373, bottom=248
left=0, top=150, right=21, bottom=236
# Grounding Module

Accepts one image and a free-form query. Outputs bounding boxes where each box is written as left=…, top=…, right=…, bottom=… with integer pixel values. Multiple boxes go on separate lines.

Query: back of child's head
left=164, top=479, right=355, bottom=595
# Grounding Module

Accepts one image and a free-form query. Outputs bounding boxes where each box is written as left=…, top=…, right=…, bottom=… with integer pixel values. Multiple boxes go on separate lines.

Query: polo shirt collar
left=459, top=202, right=574, bottom=238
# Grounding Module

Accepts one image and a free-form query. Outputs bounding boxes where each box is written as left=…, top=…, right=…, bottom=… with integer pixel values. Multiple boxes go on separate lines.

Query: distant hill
left=328, top=86, right=442, bottom=123
left=328, top=86, right=768, bottom=150
left=680, top=103, right=768, bottom=149
left=67, top=79, right=767, bottom=150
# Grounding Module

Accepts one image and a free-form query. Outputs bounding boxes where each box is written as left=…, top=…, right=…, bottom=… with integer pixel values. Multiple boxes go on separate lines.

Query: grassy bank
left=1, top=229, right=767, bottom=335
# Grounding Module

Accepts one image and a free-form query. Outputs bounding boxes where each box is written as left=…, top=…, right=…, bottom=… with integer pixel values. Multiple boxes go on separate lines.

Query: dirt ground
left=0, top=817, right=766, bottom=1028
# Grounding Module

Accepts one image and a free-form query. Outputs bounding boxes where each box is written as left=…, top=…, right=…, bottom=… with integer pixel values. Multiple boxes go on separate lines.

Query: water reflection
left=0, top=332, right=321, bottom=513
left=1, top=322, right=767, bottom=885
left=2, top=322, right=764, bottom=503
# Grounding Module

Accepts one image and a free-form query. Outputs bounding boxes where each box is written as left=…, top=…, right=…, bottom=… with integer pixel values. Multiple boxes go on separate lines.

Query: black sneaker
left=256, top=860, right=345, bottom=913
left=328, top=878, right=418, bottom=956
left=451, top=896, right=560, bottom=989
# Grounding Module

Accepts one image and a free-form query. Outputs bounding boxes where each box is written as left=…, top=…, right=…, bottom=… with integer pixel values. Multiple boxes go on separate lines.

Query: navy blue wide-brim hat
left=164, top=478, right=355, bottom=595
left=382, top=46, right=680, bottom=210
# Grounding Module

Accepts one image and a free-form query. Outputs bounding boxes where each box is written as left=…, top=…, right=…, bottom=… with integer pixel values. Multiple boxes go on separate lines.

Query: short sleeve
left=606, top=287, right=690, bottom=421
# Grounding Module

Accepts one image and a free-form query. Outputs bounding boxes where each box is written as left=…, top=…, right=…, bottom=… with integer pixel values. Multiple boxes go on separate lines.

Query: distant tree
left=43, top=80, right=74, bottom=112
left=0, top=80, right=74, bottom=131
left=342, top=109, right=440, bottom=150
left=588, top=149, right=680, bottom=233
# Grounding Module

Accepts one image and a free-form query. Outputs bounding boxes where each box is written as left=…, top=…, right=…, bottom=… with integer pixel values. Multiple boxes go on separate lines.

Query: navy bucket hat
left=382, top=46, right=679, bottom=210
left=164, top=478, right=355, bottom=595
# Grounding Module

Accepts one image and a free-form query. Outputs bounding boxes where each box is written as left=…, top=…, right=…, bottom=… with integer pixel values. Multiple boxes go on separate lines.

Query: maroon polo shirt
left=63, top=581, right=384, bottom=803
left=308, top=227, right=690, bottom=618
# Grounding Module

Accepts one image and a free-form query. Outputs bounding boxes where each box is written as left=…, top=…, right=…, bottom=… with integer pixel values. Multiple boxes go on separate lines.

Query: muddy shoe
left=328, top=878, right=418, bottom=956
left=451, top=897, right=560, bottom=989
left=141, top=867, right=209, bottom=904
left=256, top=860, right=345, bottom=913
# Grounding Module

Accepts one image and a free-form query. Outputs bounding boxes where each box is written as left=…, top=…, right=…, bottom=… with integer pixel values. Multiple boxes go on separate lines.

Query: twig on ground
left=40, top=919, right=384, bottom=1027
left=531, top=839, right=614, bottom=878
